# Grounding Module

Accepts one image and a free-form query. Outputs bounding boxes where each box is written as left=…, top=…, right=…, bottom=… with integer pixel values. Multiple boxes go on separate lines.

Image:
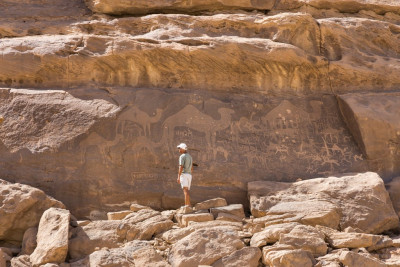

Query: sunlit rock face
left=0, top=0, right=399, bottom=217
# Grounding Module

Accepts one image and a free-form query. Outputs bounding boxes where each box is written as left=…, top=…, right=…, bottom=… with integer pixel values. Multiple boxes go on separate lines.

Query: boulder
left=21, top=227, right=38, bottom=255
left=210, top=204, right=245, bottom=220
left=161, top=220, right=243, bottom=244
left=216, top=213, right=242, bottom=223
left=0, top=179, right=65, bottom=243
left=107, top=210, right=132, bottom=220
left=130, top=203, right=151, bottom=212
left=126, top=215, right=174, bottom=241
left=338, top=93, right=400, bottom=177
left=262, top=244, right=315, bottom=267
left=315, top=249, right=348, bottom=267
left=181, top=213, right=214, bottom=227
left=70, top=240, right=170, bottom=267
left=10, top=255, right=31, bottom=267
left=249, top=172, right=399, bottom=234
left=278, top=225, right=328, bottom=257
left=68, top=220, right=124, bottom=261
left=264, top=200, right=340, bottom=229
left=317, top=225, right=383, bottom=249
left=169, top=228, right=244, bottom=266
left=339, top=251, right=386, bottom=267
left=212, top=247, right=261, bottom=267
left=30, top=208, right=70, bottom=267
left=194, top=198, right=228, bottom=211
left=250, top=222, right=301, bottom=247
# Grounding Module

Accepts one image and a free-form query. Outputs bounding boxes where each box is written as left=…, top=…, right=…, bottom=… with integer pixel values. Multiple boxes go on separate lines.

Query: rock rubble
left=1, top=172, right=400, bottom=266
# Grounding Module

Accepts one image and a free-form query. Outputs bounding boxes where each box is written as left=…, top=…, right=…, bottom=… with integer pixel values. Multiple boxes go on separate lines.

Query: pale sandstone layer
left=1, top=13, right=399, bottom=93
left=85, top=0, right=400, bottom=16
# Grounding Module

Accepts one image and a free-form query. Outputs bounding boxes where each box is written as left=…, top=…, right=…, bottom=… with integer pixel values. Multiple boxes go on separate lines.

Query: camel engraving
left=161, top=104, right=234, bottom=156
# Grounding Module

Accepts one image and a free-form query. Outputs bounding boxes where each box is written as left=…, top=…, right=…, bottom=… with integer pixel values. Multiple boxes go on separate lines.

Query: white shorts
left=180, top=173, right=192, bottom=190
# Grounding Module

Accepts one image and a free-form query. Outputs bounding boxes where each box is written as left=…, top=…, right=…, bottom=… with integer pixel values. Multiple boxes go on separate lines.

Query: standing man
left=177, top=143, right=193, bottom=207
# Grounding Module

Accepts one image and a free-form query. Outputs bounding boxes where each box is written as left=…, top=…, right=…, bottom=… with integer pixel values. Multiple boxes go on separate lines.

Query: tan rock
left=68, top=220, right=124, bottom=261
left=249, top=172, right=399, bottom=234
left=130, top=203, right=150, bottom=212
left=216, top=213, right=242, bottom=223
left=70, top=240, right=170, bottom=267
left=210, top=204, right=245, bottom=220
left=327, top=232, right=383, bottom=249
left=0, top=89, right=119, bottom=153
left=212, top=247, right=261, bottom=267
left=126, top=215, right=174, bottom=241
left=161, top=220, right=243, bottom=244
left=367, top=235, right=394, bottom=251
left=339, top=251, right=386, bottom=267
left=262, top=244, right=315, bottom=267
left=30, top=208, right=70, bottom=267
left=85, top=0, right=274, bottom=15
left=161, top=210, right=176, bottom=221
left=266, top=200, right=340, bottom=229
left=181, top=213, right=214, bottom=227
left=338, top=93, right=400, bottom=177
left=169, top=228, right=244, bottom=266
left=0, top=179, right=64, bottom=243
left=194, top=198, right=228, bottom=211
left=10, top=255, right=31, bottom=267
left=21, top=227, right=38, bottom=255
left=387, top=177, right=400, bottom=217
left=315, top=249, right=348, bottom=267
left=278, top=225, right=328, bottom=257
left=250, top=222, right=301, bottom=247
left=0, top=248, right=11, bottom=267
left=106, top=210, right=132, bottom=220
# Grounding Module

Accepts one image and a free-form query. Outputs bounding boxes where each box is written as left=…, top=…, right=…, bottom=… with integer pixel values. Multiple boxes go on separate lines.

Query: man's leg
left=183, top=187, right=191, bottom=206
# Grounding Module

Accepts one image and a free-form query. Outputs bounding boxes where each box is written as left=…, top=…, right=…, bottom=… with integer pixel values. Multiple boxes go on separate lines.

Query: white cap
left=177, top=143, right=188, bottom=150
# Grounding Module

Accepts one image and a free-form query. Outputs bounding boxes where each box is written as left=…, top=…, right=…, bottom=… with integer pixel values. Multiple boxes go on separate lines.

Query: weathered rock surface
left=169, top=228, right=244, bottom=266
left=212, top=247, right=261, bottom=267
left=339, top=250, right=386, bottom=267
left=249, top=172, right=399, bottom=234
left=68, top=220, right=123, bottom=260
left=20, top=227, right=38, bottom=255
left=278, top=225, right=327, bottom=257
left=387, top=177, right=400, bottom=217
left=262, top=245, right=315, bottom=267
left=0, top=88, right=119, bottom=153
left=30, top=208, right=70, bottom=266
left=85, top=0, right=274, bottom=15
left=181, top=213, right=214, bottom=227
left=0, top=179, right=64, bottom=243
left=338, top=93, right=400, bottom=178
left=210, top=204, right=245, bottom=220
left=194, top=198, right=227, bottom=211
left=250, top=222, right=301, bottom=247
left=70, top=240, right=170, bottom=267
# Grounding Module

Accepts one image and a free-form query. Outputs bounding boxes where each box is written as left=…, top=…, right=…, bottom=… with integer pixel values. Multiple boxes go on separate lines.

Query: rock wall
left=0, top=0, right=399, bottom=218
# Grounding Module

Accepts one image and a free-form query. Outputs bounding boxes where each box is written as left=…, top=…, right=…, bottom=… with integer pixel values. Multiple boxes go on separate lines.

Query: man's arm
left=177, top=165, right=183, bottom=183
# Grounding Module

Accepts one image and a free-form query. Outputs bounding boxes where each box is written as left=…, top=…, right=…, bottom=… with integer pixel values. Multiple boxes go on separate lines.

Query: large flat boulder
left=249, top=172, right=399, bottom=234
left=68, top=220, right=124, bottom=261
left=168, top=228, right=244, bottom=266
left=30, top=208, right=70, bottom=267
left=0, top=179, right=64, bottom=243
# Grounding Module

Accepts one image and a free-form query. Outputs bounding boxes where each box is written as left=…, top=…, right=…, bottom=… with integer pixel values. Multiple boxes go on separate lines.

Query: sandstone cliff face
left=0, top=0, right=399, bottom=217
